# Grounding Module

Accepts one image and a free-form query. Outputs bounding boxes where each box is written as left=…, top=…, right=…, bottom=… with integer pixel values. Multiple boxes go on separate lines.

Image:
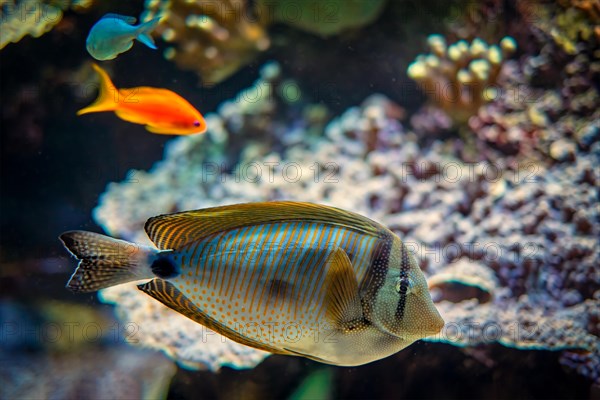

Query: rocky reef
left=93, top=61, right=599, bottom=383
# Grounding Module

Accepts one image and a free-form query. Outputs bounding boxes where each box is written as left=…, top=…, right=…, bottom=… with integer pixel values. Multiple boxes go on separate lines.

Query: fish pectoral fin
left=137, top=279, right=287, bottom=355
left=323, top=248, right=365, bottom=331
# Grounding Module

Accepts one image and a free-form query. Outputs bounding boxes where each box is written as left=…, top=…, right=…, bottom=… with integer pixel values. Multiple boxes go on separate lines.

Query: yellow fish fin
left=114, top=109, right=151, bottom=125
left=322, top=248, right=366, bottom=331
left=137, top=279, right=289, bottom=355
left=144, top=125, right=177, bottom=135
left=77, top=64, right=120, bottom=115
left=145, top=201, right=383, bottom=250
left=129, top=86, right=180, bottom=97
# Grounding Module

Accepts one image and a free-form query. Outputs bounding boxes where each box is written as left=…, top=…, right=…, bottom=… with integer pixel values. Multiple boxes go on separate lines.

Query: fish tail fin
left=60, top=231, right=159, bottom=293
left=77, top=64, right=119, bottom=116
left=136, top=17, right=161, bottom=50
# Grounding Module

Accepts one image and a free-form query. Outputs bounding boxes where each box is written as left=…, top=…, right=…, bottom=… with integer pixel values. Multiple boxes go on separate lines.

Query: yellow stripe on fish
left=60, top=201, right=444, bottom=366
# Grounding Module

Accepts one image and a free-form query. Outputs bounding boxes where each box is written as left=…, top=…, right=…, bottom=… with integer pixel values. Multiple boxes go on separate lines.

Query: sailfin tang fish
left=77, top=64, right=206, bottom=135
left=60, top=202, right=444, bottom=366
left=86, top=14, right=161, bottom=61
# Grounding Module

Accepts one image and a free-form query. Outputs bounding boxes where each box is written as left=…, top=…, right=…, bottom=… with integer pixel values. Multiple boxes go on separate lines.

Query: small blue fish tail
left=136, top=17, right=161, bottom=50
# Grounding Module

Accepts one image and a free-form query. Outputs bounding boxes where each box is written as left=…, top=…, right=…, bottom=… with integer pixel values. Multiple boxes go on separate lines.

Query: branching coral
left=407, top=35, right=517, bottom=124
left=409, top=7, right=599, bottom=164
left=0, top=0, right=92, bottom=49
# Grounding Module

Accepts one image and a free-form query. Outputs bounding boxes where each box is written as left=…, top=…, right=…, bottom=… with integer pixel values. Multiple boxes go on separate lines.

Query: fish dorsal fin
left=118, top=87, right=193, bottom=109
left=124, top=87, right=178, bottom=97
left=103, top=13, right=137, bottom=24
left=137, top=279, right=288, bottom=354
left=145, top=201, right=383, bottom=250
left=322, top=248, right=366, bottom=332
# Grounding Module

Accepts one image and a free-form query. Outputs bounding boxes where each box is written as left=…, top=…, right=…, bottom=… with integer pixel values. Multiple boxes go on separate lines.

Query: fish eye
left=395, top=276, right=410, bottom=294
left=193, top=120, right=201, bottom=127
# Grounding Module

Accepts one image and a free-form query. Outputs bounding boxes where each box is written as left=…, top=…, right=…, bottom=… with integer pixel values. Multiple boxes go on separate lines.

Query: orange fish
left=78, top=64, right=206, bottom=135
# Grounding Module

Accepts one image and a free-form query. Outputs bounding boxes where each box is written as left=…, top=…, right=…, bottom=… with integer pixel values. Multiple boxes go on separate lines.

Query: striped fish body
left=61, top=202, right=444, bottom=366
left=170, top=221, right=380, bottom=362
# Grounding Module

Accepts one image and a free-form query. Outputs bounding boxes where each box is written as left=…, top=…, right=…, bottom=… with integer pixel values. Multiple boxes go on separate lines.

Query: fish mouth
left=403, top=307, right=445, bottom=338
left=426, top=315, right=445, bottom=336
left=421, top=305, right=445, bottom=336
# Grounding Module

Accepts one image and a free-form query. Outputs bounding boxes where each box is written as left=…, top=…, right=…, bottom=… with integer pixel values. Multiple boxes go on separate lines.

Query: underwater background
left=1, top=0, right=599, bottom=399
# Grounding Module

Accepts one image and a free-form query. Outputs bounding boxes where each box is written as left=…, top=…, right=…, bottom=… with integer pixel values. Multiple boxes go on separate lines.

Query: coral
left=142, top=0, right=270, bottom=85
left=0, top=0, right=93, bottom=49
left=532, top=0, right=600, bottom=55
left=407, top=35, right=517, bottom=124
left=468, top=47, right=600, bottom=163
left=412, top=6, right=599, bottom=164
left=92, top=64, right=599, bottom=382
left=428, top=259, right=499, bottom=304
left=256, top=0, right=387, bottom=37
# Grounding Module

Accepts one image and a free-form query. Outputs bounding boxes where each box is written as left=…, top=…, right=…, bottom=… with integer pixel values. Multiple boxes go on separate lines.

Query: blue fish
left=86, top=14, right=161, bottom=61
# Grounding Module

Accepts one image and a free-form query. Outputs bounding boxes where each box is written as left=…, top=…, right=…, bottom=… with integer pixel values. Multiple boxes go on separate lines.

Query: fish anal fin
left=323, top=248, right=366, bottom=332
left=145, top=202, right=383, bottom=251
left=137, top=279, right=287, bottom=354
left=283, top=347, right=334, bottom=364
